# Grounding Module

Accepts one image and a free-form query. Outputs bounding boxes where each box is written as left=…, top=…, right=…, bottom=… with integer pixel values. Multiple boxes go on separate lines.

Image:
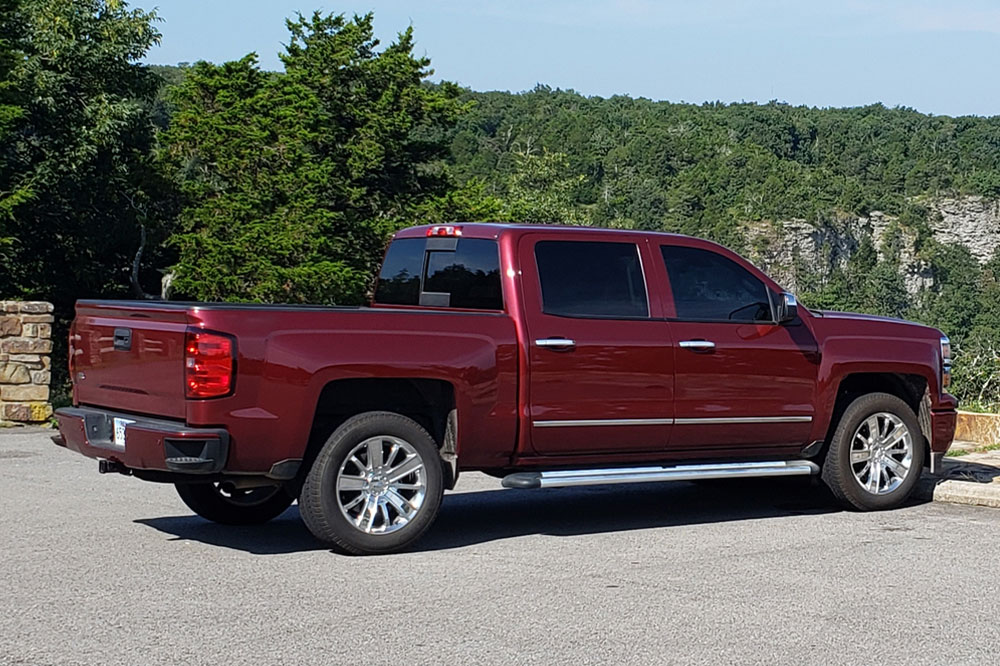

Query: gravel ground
left=2, top=427, right=999, bottom=666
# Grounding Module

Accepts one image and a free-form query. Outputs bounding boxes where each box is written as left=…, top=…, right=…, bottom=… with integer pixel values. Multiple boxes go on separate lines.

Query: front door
left=520, top=233, right=674, bottom=456
left=655, top=242, right=820, bottom=453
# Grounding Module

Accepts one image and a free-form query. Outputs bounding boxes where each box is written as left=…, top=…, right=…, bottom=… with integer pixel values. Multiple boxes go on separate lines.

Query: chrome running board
left=501, top=460, right=820, bottom=489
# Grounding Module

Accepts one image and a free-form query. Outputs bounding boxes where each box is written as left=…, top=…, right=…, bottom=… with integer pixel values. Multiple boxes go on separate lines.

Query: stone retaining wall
left=955, top=410, right=1000, bottom=447
left=0, top=301, right=53, bottom=424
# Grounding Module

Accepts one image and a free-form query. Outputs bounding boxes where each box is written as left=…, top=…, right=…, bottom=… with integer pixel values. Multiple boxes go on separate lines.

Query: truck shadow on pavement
left=931, top=459, right=1000, bottom=484
left=135, top=477, right=923, bottom=555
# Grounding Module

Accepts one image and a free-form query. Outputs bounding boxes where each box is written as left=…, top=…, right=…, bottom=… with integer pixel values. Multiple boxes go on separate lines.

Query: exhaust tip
left=98, top=459, right=129, bottom=475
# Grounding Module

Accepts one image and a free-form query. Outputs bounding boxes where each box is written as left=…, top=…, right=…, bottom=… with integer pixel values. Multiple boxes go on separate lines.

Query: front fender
left=811, top=335, right=942, bottom=443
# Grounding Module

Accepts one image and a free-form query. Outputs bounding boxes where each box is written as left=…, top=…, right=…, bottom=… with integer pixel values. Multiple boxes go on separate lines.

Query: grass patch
left=959, top=402, right=1000, bottom=415
left=947, top=443, right=1000, bottom=457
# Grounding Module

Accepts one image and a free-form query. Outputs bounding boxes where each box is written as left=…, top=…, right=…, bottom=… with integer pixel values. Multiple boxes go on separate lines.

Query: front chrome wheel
left=336, top=435, right=428, bottom=535
left=849, top=412, right=914, bottom=495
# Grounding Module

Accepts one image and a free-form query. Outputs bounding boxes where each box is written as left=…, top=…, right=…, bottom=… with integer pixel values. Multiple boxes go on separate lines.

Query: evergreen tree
left=911, top=242, right=982, bottom=345
left=0, top=0, right=163, bottom=306
left=0, top=0, right=26, bottom=234
left=161, top=12, right=463, bottom=303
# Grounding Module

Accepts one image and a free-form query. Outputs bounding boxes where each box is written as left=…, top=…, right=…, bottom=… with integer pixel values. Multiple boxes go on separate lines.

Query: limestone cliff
left=743, top=196, right=1000, bottom=295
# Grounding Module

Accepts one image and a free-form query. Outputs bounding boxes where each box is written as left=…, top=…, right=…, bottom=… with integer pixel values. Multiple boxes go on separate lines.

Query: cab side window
left=535, top=240, right=649, bottom=318
left=660, top=245, right=773, bottom=322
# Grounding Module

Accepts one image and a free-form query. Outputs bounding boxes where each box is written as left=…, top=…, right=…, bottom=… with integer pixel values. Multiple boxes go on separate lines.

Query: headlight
left=940, top=335, right=952, bottom=389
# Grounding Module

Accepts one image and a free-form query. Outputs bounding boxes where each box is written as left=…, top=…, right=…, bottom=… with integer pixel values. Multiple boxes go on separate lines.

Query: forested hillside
left=1, top=2, right=998, bottom=408
left=451, top=87, right=1000, bottom=235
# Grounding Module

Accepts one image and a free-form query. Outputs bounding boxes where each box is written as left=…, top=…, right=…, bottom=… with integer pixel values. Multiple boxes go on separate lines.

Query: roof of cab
left=394, top=223, right=693, bottom=242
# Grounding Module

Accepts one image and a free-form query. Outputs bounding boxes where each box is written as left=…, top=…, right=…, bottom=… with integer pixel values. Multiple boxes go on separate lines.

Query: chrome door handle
left=679, top=340, right=716, bottom=351
left=535, top=338, right=576, bottom=349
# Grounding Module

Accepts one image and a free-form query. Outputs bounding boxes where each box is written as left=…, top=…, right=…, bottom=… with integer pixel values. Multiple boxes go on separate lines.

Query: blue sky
left=145, top=1, right=1000, bottom=117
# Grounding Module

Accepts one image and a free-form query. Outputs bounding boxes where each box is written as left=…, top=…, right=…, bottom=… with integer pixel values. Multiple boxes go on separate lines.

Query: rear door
left=71, top=302, right=189, bottom=419
left=519, top=233, right=674, bottom=456
left=655, top=242, right=819, bottom=453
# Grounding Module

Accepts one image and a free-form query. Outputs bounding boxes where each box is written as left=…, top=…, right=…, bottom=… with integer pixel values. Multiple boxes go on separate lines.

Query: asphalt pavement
left=2, top=427, right=999, bottom=666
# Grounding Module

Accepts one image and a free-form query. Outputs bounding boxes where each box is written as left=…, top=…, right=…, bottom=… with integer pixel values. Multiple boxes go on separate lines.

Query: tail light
left=940, top=335, right=952, bottom=390
left=68, top=321, right=78, bottom=379
left=185, top=328, right=235, bottom=399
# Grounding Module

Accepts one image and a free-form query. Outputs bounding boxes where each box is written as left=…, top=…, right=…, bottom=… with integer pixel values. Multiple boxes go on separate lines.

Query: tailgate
left=71, top=301, right=189, bottom=419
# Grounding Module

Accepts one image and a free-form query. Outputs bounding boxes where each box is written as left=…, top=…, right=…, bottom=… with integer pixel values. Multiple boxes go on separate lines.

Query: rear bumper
left=54, top=406, right=229, bottom=474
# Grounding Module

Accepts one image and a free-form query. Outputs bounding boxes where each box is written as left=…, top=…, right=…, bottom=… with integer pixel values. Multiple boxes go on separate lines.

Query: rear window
left=534, top=240, right=649, bottom=318
left=375, top=237, right=503, bottom=310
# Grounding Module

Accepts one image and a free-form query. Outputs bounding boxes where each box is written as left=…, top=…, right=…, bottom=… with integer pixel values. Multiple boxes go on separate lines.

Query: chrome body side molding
left=673, top=416, right=813, bottom=425
left=532, top=415, right=813, bottom=428
left=533, top=418, right=675, bottom=428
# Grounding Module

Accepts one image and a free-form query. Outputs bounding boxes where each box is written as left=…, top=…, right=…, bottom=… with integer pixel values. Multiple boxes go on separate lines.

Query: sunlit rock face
left=930, top=196, right=1000, bottom=264
left=742, top=196, right=1000, bottom=295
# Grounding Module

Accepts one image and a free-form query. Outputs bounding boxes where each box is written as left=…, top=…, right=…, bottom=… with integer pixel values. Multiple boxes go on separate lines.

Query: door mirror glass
left=778, top=292, right=798, bottom=323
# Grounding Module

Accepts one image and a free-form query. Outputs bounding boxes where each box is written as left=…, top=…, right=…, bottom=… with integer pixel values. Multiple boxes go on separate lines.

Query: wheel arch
left=297, top=377, right=459, bottom=492
left=818, top=371, right=931, bottom=465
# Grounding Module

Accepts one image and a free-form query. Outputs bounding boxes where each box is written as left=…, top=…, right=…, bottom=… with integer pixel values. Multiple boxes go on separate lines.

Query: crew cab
left=54, top=224, right=958, bottom=555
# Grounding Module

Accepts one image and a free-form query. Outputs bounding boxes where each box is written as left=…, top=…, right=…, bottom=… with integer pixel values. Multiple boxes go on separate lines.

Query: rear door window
left=375, top=237, right=503, bottom=310
left=660, top=245, right=773, bottom=322
left=534, top=240, right=649, bottom=318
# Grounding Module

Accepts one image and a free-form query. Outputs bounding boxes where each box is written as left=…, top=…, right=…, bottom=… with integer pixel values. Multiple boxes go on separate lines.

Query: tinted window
left=375, top=238, right=423, bottom=305
left=660, top=245, right=772, bottom=322
left=423, top=239, right=502, bottom=309
left=535, top=241, right=648, bottom=318
left=374, top=237, right=503, bottom=310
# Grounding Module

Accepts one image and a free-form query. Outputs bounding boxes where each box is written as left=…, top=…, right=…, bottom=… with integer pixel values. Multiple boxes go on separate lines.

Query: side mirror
left=777, top=292, right=798, bottom=323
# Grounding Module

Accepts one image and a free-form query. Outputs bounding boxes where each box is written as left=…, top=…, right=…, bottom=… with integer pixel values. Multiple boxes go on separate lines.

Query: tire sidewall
left=175, top=482, right=294, bottom=525
left=304, top=412, right=444, bottom=555
left=829, top=393, right=926, bottom=510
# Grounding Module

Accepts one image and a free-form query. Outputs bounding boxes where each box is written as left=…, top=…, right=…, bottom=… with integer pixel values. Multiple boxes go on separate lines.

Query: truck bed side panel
left=187, top=308, right=519, bottom=472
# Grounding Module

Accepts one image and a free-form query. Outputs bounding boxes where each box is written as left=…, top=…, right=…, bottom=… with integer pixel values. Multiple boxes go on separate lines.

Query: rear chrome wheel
left=336, top=436, right=428, bottom=535
left=849, top=412, right=914, bottom=495
left=299, top=411, right=444, bottom=555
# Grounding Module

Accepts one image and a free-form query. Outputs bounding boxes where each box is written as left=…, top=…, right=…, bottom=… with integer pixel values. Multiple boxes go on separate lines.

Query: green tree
left=495, top=151, right=593, bottom=225
left=952, top=249, right=1000, bottom=410
left=971, top=248, right=1000, bottom=342
left=911, top=241, right=982, bottom=343
left=414, top=178, right=504, bottom=225
left=160, top=56, right=367, bottom=302
left=161, top=12, right=464, bottom=303
left=0, top=0, right=27, bottom=251
left=0, top=0, right=163, bottom=305
left=860, top=224, right=909, bottom=318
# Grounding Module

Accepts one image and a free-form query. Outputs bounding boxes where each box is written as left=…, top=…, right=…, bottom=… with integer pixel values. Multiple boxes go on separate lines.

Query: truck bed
left=69, top=299, right=520, bottom=472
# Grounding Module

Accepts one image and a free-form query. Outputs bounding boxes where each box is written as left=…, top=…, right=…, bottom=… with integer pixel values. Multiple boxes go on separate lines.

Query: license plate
left=113, top=418, right=135, bottom=449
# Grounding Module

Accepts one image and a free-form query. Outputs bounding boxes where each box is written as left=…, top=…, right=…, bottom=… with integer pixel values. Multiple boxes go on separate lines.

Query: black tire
left=299, top=411, right=444, bottom=555
left=175, top=482, right=294, bottom=525
left=821, top=392, right=926, bottom=511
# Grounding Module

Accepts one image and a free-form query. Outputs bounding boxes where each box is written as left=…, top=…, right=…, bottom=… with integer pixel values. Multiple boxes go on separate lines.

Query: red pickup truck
left=55, top=224, right=958, bottom=555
